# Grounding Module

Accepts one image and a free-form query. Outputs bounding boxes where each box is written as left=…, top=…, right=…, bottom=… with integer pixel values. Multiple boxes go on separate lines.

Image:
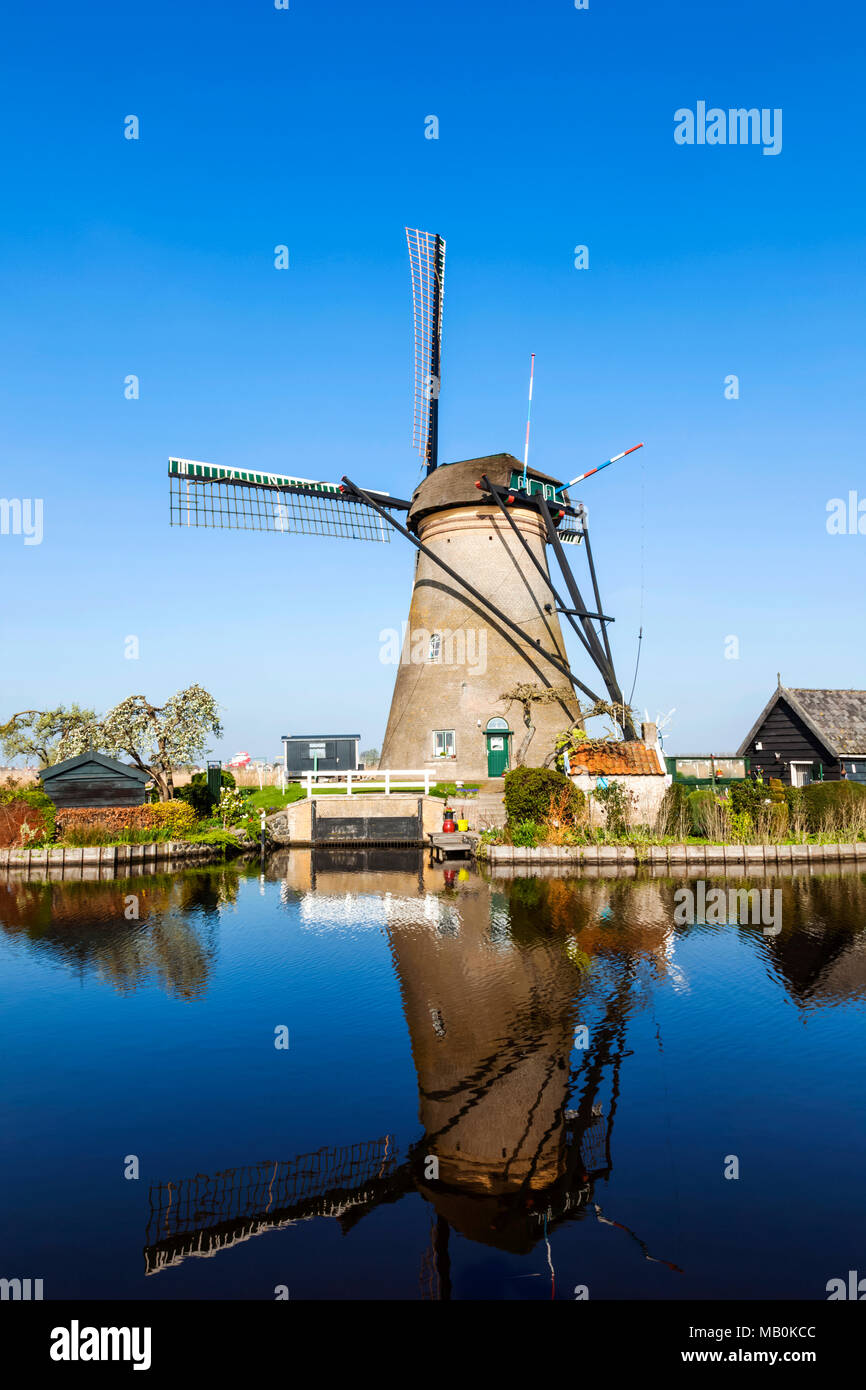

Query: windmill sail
left=406, top=227, right=445, bottom=473
left=168, top=459, right=397, bottom=542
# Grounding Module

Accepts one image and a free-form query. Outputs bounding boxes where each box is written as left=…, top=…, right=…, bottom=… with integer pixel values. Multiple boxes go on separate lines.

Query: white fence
left=300, top=769, right=436, bottom=797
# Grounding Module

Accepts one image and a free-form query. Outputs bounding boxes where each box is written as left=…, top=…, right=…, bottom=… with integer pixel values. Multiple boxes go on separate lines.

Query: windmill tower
left=167, top=228, right=640, bottom=779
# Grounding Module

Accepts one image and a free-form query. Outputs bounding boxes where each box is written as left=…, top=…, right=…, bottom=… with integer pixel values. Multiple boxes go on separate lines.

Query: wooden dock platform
left=427, top=832, right=477, bottom=862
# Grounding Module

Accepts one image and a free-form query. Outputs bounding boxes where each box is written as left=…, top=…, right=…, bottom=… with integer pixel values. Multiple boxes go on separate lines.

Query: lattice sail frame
left=406, top=227, right=445, bottom=469
left=168, top=458, right=392, bottom=543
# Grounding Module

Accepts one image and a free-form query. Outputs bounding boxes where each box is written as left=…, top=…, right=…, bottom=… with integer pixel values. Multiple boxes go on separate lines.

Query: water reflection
left=2, top=857, right=865, bottom=1295
left=0, top=868, right=239, bottom=999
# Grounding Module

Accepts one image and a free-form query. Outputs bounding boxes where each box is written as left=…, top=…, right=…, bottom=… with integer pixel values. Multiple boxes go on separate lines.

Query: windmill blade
left=168, top=459, right=402, bottom=543
left=406, top=227, right=445, bottom=473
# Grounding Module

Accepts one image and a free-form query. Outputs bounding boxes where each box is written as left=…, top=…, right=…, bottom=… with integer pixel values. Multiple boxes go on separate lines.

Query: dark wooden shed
left=39, top=752, right=150, bottom=808
left=281, top=734, right=360, bottom=775
left=737, top=683, right=866, bottom=786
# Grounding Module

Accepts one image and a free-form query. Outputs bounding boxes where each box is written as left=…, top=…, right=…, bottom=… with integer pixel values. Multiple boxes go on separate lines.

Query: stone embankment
left=484, top=842, right=866, bottom=868
left=0, top=840, right=245, bottom=876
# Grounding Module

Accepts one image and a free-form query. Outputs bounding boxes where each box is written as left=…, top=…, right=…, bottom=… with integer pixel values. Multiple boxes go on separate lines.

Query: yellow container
left=457, top=818, right=469, bottom=832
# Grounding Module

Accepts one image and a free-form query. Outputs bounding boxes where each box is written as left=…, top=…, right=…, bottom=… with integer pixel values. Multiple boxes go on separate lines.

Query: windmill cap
left=408, top=454, right=567, bottom=530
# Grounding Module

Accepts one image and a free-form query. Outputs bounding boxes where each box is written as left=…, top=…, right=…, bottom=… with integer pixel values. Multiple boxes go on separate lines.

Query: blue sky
left=1, top=0, right=864, bottom=760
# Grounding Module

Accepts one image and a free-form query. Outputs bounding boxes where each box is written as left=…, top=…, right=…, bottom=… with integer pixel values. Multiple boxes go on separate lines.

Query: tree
left=61, top=685, right=223, bottom=801
left=499, top=684, right=577, bottom=767
left=0, top=704, right=98, bottom=768
left=555, top=698, right=641, bottom=766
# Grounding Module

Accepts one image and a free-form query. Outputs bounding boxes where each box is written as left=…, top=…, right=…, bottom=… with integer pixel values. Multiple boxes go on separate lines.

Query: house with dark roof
left=40, top=752, right=150, bottom=808
left=737, top=682, right=866, bottom=786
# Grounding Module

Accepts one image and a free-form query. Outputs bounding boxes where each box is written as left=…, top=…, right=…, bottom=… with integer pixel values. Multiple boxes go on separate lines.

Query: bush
left=0, top=798, right=52, bottom=847
left=728, top=780, right=766, bottom=820
left=503, top=766, right=583, bottom=825
left=659, top=782, right=691, bottom=837
left=144, top=801, right=198, bottom=837
left=801, top=780, right=866, bottom=833
left=55, top=802, right=200, bottom=842
left=784, top=785, right=803, bottom=821
left=510, top=819, right=543, bottom=848
left=176, top=770, right=235, bottom=817
left=687, top=788, right=717, bottom=835
left=592, top=780, right=633, bottom=836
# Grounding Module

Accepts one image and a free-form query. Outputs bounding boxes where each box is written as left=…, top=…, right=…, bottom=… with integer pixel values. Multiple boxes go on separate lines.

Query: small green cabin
left=40, top=753, right=150, bottom=808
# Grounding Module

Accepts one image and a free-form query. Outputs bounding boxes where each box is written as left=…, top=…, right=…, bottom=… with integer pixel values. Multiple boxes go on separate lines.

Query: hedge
left=55, top=802, right=199, bottom=839
left=801, top=780, right=866, bottom=832
left=503, top=766, right=585, bottom=825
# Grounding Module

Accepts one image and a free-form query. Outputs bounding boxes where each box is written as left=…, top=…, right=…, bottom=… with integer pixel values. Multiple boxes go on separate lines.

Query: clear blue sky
left=2, top=0, right=864, bottom=760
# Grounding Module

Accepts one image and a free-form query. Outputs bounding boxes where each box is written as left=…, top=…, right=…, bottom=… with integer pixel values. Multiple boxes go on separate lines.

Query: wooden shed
left=737, top=683, right=866, bottom=786
left=39, top=752, right=150, bottom=808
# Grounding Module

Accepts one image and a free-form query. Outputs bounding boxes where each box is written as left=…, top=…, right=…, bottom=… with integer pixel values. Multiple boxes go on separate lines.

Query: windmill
left=168, top=229, right=644, bottom=778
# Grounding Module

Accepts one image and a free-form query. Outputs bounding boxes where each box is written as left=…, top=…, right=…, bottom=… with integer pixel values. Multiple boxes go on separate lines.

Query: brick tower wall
left=378, top=483, right=583, bottom=780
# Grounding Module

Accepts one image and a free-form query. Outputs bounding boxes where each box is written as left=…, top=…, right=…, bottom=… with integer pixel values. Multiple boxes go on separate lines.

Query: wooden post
left=424, top=770, right=431, bottom=795
left=385, top=771, right=391, bottom=796
left=305, top=771, right=312, bottom=799
left=346, top=771, right=352, bottom=797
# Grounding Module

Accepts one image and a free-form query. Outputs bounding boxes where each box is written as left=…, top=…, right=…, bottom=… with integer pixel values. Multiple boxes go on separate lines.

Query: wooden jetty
left=427, top=832, right=477, bottom=862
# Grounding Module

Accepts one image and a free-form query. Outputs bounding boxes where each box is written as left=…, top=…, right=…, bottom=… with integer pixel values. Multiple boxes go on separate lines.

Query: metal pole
left=580, top=523, right=614, bottom=670
left=536, top=494, right=636, bottom=737
left=481, top=474, right=599, bottom=668
left=535, top=494, right=619, bottom=690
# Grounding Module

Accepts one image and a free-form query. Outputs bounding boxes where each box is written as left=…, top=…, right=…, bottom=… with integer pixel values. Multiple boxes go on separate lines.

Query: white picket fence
left=300, top=769, right=436, bottom=798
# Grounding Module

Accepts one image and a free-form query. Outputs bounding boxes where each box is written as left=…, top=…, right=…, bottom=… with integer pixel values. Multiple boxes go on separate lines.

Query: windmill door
left=485, top=720, right=511, bottom=777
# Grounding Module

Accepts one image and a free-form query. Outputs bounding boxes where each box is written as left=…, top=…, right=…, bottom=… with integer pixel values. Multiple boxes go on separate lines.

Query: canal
left=1, top=853, right=864, bottom=1301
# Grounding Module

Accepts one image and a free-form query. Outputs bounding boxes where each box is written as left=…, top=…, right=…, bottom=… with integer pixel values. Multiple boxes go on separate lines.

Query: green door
left=486, top=733, right=510, bottom=777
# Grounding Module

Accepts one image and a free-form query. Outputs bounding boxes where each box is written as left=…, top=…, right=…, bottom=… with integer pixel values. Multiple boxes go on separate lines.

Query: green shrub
left=176, top=770, right=235, bottom=817
left=503, top=766, right=582, bottom=825
left=784, top=785, right=803, bottom=820
left=510, top=819, right=543, bottom=848
left=728, top=780, right=766, bottom=820
left=592, top=780, right=632, bottom=836
left=801, top=780, right=866, bottom=833
left=659, top=782, right=691, bottom=836
left=176, top=780, right=214, bottom=817
left=687, top=788, right=717, bottom=836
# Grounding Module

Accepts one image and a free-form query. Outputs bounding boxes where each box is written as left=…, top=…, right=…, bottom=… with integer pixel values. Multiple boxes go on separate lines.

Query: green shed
left=40, top=753, right=150, bottom=809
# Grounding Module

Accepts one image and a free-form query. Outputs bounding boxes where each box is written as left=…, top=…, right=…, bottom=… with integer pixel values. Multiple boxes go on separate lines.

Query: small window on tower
left=428, top=633, right=442, bottom=663
left=434, top=730, right=455, bottom=758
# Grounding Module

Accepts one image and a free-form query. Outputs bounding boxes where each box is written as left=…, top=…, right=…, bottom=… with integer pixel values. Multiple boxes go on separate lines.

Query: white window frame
left=790, top=761, right=813, bottom=788
left=433, top=729, right=456, bottom=758
left=428, top=632, right=442, bottom=663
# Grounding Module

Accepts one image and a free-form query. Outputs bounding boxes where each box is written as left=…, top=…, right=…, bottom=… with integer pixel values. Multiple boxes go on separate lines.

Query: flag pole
left=520, top=353, right=535, bottom=492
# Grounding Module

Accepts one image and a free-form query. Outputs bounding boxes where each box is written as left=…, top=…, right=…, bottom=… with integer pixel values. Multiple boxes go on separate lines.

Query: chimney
left=641, top=721, right=658, bottom=747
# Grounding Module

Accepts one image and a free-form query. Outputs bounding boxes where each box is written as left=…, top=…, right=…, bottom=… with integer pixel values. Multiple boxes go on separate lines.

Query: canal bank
left=0, top=838, right=251, bottom=876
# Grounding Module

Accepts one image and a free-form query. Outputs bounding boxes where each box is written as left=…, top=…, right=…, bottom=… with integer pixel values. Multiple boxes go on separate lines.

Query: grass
left=243, top=787, right=307, bottom=813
